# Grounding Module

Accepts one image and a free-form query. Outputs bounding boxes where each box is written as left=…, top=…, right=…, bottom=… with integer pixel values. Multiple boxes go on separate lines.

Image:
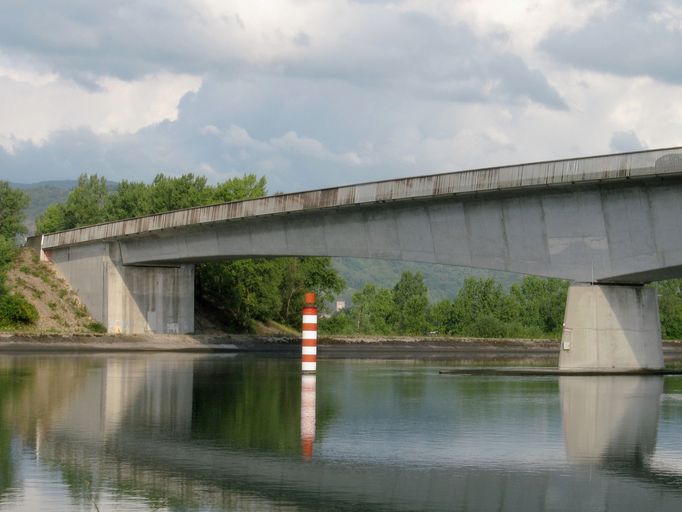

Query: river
left=0, top=352, right=681, bottom=511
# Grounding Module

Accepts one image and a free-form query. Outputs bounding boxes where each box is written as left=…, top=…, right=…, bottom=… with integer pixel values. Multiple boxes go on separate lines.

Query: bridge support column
left=48, top=242, right=194, bottom=334
left=559, top=284, right=663, bottom=371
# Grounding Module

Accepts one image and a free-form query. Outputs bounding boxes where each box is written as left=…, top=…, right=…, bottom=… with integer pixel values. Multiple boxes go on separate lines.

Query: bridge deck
left=41, top=147, right=682, bottom=249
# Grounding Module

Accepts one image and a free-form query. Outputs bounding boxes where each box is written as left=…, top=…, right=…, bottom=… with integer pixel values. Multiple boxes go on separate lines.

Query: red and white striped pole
left=301, top=292, right=317, bottom=374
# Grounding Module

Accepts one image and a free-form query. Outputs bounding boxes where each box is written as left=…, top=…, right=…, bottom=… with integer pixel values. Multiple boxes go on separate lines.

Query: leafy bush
left=87, top=322, right=107, bottom=333
left=0, top=293, right=38, bottom=326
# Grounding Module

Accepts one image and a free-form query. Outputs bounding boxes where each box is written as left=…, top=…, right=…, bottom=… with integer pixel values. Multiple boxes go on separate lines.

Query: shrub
left=87, top=322, right=107, bottom=333
left=463, top=313, right=507, bottom=338
left=0, top=293, right=39, bottom=326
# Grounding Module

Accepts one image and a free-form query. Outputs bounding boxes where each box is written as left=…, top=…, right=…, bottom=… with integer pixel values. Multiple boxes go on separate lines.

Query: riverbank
left=2, top=332, right=682, bottom=355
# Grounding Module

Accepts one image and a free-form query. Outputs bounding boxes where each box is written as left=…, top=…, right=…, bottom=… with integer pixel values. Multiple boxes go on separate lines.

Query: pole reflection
left=300, top=374, right=316, bottom=460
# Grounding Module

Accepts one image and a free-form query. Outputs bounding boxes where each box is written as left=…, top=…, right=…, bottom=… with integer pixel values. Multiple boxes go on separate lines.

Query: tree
left=278, top=257, right=345, bottom=326
left=62, top=174, right=108, bottom=228
left=197, top=259, right=284, bottom=329
left=450, top=277, right=514, bottom=336
left=211, top=174, right=267, bottom=203
left=351, top=284, right=396, bottom=334
left=148, top=174, right=210, bottom=213
left=0, top=182, right=29, bottom=241
left=654, top=279, right=682, bottom=339
left=391, top=271, right=429, bottom=334
left=35, top=174, right=108, bottom=233
left=509, top=276, right=569, bottom=335
left=105, top=180, right=151, bottom=220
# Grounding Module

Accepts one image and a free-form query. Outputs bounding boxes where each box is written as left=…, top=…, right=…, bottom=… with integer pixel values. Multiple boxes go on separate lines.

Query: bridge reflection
left=3, top=355, right=682, bottom=511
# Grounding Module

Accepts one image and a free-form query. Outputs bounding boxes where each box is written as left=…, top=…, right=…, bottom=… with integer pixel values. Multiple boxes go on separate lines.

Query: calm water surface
left=0, top=353, right=681, bottom=511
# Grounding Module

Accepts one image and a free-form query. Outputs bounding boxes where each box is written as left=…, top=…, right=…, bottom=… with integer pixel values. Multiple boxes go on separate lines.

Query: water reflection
left=560, top=376, right=661, bottom=468
left=300, top=375, right=316, bottom=460
left=0, top=355, right=681, bottom=511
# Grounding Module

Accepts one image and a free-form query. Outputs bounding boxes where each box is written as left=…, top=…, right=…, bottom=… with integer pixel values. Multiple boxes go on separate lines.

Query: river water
left=0, top=353, right=681, bottom=511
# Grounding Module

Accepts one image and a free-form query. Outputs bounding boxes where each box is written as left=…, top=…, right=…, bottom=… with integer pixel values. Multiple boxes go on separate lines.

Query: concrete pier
left=559, top=284, right=663, bottom=371
left=49, top=242, right=194, bottom=334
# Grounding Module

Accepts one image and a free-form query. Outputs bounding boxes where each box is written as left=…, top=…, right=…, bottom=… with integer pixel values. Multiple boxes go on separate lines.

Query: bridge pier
left=559, top=284, right=663, bottom=371
left=47, top=242, right=194, bottom=334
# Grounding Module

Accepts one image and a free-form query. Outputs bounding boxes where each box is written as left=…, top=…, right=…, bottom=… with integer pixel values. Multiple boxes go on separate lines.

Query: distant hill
left=12, top=179, right=118, bottom=234
left=332, top=257, right=520, bottom=304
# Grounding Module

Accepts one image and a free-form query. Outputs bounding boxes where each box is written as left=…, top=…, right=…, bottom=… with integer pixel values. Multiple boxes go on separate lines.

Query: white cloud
left=0, top=63, right=201, bottom=150
left=0, top=0, right=680, bottom=195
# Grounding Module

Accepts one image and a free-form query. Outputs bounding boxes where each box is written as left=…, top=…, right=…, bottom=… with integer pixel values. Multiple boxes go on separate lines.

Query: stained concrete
left=559, top=284, right=663, bottom=370
left=49, top=242, right=194, bottom=334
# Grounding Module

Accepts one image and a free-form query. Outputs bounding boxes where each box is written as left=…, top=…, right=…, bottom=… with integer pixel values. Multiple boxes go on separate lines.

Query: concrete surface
left=559, top=284, right=664, bottom=370
left=49, top=242, right=194, bottom=334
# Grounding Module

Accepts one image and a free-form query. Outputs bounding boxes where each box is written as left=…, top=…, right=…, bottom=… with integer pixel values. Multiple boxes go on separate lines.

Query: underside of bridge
left=39, top=147, right=682, bottom=371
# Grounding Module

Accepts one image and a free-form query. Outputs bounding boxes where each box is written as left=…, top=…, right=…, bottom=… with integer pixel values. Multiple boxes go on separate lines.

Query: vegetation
left=321, top=273, right=570, bottom=338
left=333, top=256, right=519, bottom=303
left=35, top=173, right=344, bottom=331
left=0, top=182, right=37, bottom=329
left=654, top=280, right=682, bottom=339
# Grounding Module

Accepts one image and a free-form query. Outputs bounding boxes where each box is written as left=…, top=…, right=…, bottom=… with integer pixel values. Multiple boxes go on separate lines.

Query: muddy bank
left=1, top=332, right=682, bottom=357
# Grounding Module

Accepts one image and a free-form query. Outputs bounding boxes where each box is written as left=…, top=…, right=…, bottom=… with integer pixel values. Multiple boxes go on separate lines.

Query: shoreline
left=1, top=332, right=682, bottom=355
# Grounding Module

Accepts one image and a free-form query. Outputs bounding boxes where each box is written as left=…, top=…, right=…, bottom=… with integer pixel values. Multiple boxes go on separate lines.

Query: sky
left=0, top=0, right=681, bottom=193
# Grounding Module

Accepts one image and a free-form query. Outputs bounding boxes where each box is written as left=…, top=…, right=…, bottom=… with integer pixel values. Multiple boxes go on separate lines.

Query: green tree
left=211, top=174, right=267, bottom=203
left=104, top=180, right=151, bottom=220
left=197, top=259, right=284, bottom=329
left=509, top=276, right=569, bottom=336
left=62, top=174, right=108, bottom=228
left=655, top=279, right=682, bottom=339
left=148, top=174, right=210, bottom=213
left=449, top=277, right=514, bottom=336
left=391, top=271, right=429, bottom=334
left=0, top=182, right=29, bottom=241
left=351, top=284, right=396, bottom=334
left=35, top=174, right=108, bottom=233
left=279, top=257, right=345, bottom=326
left=35, top=203, right=68, bottom=235
left=428, top=299, right=454, bottom=335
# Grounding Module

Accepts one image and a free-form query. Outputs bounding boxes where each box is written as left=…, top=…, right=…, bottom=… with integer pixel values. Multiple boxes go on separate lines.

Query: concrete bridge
left=37, top=146, right=682, bottom=370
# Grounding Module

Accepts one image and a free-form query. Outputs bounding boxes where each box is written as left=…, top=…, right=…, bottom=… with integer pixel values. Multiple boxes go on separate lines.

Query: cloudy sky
left=1, top=0, right=681, bottom=192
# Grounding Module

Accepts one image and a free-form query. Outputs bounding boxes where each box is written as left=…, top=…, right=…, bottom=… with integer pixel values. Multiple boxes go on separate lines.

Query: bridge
left=36, top=146, right=682, bottom=370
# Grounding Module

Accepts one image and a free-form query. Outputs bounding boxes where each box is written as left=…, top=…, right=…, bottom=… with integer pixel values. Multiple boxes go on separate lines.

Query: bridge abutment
left=559, top=284, right=663, bottom=371
left=47, top=242, right=194, bottom=334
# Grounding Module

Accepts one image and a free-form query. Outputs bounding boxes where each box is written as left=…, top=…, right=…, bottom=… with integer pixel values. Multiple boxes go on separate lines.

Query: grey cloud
left=0, top=77, right=404, bottom=191
left=0, top=0, right=238, bottom=82
left=283, top=12, right=566, bottom=108
left=0, top=1, right=564, bottom=109
left=541, top=0, right=682, bottom=83
left=609, top=131, right=647, bottom=152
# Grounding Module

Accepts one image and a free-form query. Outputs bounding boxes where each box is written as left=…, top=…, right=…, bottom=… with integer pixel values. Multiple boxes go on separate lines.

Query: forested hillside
left=333, top=257, right=519, bottom=303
